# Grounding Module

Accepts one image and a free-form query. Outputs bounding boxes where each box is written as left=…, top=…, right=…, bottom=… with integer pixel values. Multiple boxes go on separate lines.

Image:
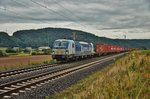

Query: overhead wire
left=0, top=0, right=92, bottom=41
left=51, top=0, right=84, bottom=22
left=0, top=0, right=54, bottom=23
left=10, top=0, right=27, bottom=8
left=0, top=7, right=42, bottom=22
left=52, top=0, right=100, bottom=32
left=29, top=0, right=86, bottom=27
left=1, top=0, right=88, bottom=28
left=8, top=0, right=63, bottom=46
left=51, top=0, right=88, bottom=28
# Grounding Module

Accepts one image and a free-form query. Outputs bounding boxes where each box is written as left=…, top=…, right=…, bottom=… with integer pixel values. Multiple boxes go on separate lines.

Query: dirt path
left=0, top=55, right=52, bottom=67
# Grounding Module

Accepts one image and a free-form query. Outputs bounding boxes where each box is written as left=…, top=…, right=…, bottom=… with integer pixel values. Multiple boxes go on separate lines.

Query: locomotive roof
left=55, top=39, right=74, bottom=42
left=55, top=39, right=92, bottom=45
left=78, top=41, right=89, bottom=44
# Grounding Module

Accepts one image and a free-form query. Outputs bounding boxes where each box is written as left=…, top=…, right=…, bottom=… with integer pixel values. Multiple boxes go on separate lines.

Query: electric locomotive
left=52, top=39, right=94, bottom=61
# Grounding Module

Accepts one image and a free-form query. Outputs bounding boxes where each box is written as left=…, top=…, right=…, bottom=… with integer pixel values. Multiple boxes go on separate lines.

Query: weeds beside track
left=0, top=53, right=125, bottom=99
left=53, top=51, right=150, bottom=99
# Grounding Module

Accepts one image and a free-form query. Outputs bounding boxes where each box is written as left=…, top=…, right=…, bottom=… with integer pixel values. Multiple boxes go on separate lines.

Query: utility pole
left=123, top=35, right=126, bottom=39
left=73, top=32, right=77, bottom=40
left=47, top=29, right=50, bottom=47
left=5, top=28, right=7, bottom=33
left=48, top=34, right=50, bottom=47
left=123, top=34, right=127, bottom=50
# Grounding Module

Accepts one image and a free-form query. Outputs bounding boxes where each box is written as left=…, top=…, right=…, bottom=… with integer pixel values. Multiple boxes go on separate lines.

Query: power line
left=0, top=1, right=29, bottom=21
left=0, top=7, right=24, bottom=19
left=7, top=0, right=48, bottom=23
left=51, top=0, right=87, bottom=27
left=29, top=0, right=86, bottom=27
left=0, top=0, right=55, bottom=23
left=2, top=0, right=87, bottom=28
left=0, top=0, right=1, bottom=7
left=8, top=0, right=67, bottom=24
left=0, top=4, right=48, bottom=23
left=52, top=0, right=82, bottom=20
left=6, top=0, right=69, bottom=29
left=1, top=0, right=90, bottom=36
left=8, top=0, right=63, bottom=46
left=10, top=0, right=27, bottom=8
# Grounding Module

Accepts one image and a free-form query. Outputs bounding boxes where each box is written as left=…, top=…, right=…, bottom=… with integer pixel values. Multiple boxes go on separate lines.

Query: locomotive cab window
left=53, top=41, right=69, bottom=49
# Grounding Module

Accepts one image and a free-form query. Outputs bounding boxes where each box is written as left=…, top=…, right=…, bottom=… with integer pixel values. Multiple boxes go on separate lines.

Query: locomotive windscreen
left=53, top=41, right=69, bottom=49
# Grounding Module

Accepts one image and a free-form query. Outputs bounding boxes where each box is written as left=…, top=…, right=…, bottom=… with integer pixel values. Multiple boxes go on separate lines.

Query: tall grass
left=52, top=50, right=150, bottom=99
left=0, top=59, right=56, bottom=72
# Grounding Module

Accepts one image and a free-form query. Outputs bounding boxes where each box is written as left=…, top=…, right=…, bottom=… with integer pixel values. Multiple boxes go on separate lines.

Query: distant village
left=0, top=46, right=52, bottom=57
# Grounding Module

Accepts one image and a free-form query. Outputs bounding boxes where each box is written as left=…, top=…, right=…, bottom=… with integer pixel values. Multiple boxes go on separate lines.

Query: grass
left=15, top=53, right=31, bottom=57
left=52, top=50, right=150, bottom=99
left=0, top=47, right=7, bottom=51
left=0, top=59, right=56, bottom=72
left=6, top=53, right=31, bottom=57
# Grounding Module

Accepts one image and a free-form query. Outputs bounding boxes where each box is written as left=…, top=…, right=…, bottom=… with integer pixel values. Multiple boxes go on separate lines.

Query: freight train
left=52, top=39, right=134, bottom=61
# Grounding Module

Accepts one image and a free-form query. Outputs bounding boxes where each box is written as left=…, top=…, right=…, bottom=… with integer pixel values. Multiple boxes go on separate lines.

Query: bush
left=24, top=49, right=31, bottom=53
left=31, top=52, right=44, bottom=55
left=32, top=52, right=37, bottom=55
left=32, top=49, right=52, bottom=55
left=42, top=49, right=52, bottom=55
left=0, top=50, right=7, bottom=57
left=6, top=48, right=17, bottom=53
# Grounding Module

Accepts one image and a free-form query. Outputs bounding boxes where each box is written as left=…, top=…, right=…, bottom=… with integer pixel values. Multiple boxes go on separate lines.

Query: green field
left=0, top=47, right=7, bottom=51
left=52, top=50, right=150, bottom=99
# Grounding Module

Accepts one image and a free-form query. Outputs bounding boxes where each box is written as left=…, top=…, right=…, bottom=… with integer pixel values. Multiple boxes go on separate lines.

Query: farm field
left=52, top=50, right=150, bottom=99
left=0, top=55, right=52, bottom=71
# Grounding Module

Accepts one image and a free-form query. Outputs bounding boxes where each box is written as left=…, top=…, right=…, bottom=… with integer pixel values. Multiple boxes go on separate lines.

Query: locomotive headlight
left=65, top=49, right=69, bottom=54
left=52, top=50, right=55, bottom=54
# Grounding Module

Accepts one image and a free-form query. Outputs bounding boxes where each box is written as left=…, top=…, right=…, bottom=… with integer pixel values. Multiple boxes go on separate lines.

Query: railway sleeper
left=11, top=92, right=19, bottom=96
left=4, top=87, right=15, bottom=90
left=19, top=90, right=26, bottom=93
left=3, top=96, right=11, bottom=99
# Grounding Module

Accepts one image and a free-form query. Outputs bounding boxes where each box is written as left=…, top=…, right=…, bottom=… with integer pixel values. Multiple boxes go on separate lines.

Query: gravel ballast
left=0, top=56, right=110, bottom=85
left=12, top=59, right=115, bottom=99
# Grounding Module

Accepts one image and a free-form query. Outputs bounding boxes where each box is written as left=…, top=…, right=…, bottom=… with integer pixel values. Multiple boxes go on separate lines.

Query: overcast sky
left=0, top=0, right=150, bottom=39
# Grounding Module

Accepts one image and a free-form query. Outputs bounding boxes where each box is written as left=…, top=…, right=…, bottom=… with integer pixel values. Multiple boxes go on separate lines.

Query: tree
left=42, top=49, right=52, bottom=55
left=141, top=46, right=147, bottom=50
left=6, top=48, right=17, bottom=53
left=0, top=50, right=7, bottom=57
left=24, top=49, right=31, bottom=53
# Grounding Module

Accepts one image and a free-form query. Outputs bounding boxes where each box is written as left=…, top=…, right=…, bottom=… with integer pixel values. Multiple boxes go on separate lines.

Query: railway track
left=0, top=54, right=111, bottom=79
left=0, top=55, right=113, bottom=86
left=0, top=64, right=60, bottom=78
left=0, top=53, right=125, bottom=99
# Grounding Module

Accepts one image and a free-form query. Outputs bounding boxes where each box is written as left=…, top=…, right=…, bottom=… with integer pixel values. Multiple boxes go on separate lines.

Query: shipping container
left=96, top=44, right=126, bottom=54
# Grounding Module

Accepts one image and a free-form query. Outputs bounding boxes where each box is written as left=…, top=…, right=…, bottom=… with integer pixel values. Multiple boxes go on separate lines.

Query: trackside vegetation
left=0, top=59, right=56, bottom=72
left=52, top=50, right=150, bottom=99
left=0, top=50, right=7, bottom=57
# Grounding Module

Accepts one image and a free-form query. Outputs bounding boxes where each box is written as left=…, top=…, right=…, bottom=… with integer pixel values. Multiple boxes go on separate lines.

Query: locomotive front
left=52, top=39, right=75, bottom=61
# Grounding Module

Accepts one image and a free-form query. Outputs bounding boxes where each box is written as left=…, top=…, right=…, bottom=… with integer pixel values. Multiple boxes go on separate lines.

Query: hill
left=0, top=32, right=15, bottom=47
left=0, top=28, right=150, bottom=48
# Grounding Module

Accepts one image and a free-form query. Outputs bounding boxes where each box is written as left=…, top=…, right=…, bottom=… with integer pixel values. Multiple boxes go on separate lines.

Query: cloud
left=0, top=0, right=150, bottom=39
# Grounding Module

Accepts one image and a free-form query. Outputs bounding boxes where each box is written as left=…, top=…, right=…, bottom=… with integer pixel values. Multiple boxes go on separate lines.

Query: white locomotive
left=52, top=39, right=94, bottom=61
